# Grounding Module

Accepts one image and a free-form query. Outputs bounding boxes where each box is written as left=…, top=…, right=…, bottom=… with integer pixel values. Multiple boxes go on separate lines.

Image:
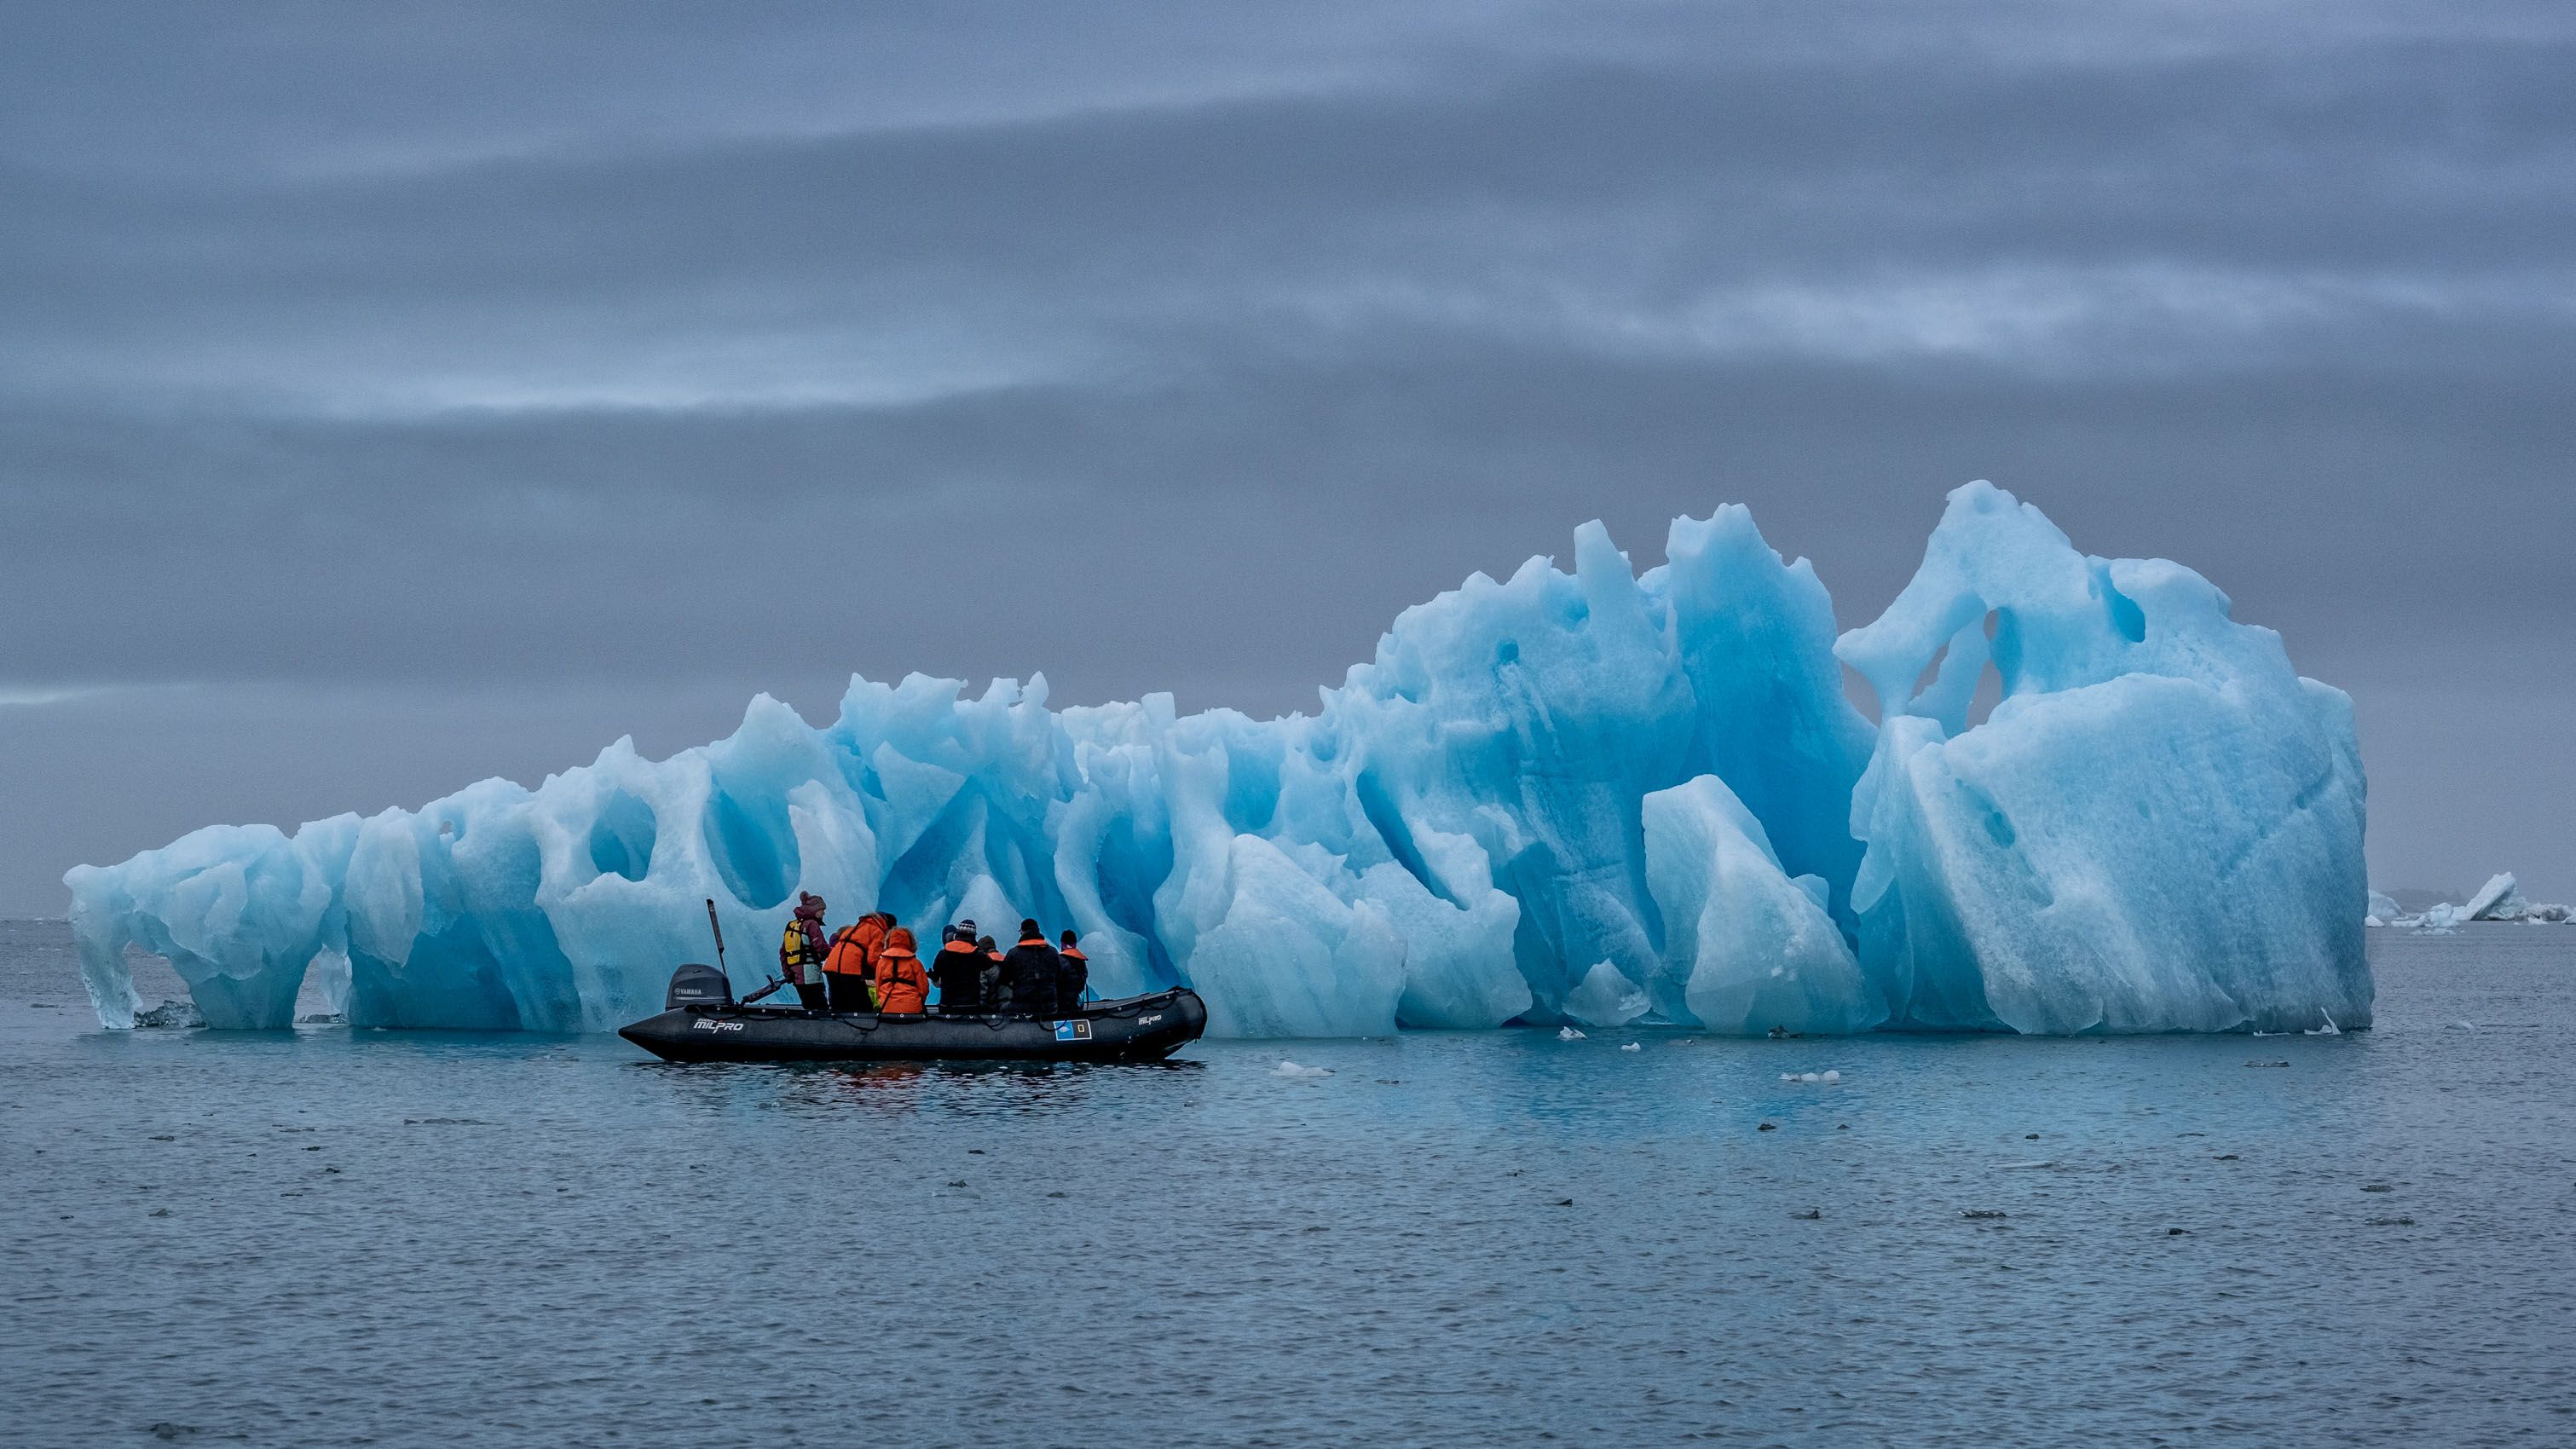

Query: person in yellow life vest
left=779, top=893, right=830, bottom=1011
left=823, top=910, right=891, bottom=1013
left=870, top=927, right=928, bottom=1014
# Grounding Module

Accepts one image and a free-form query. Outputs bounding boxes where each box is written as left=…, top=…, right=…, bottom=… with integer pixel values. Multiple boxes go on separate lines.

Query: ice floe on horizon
left=2382, top=873, right=2571, bottom=930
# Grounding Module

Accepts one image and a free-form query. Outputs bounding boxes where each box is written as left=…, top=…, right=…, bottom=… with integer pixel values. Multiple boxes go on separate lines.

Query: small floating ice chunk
left=1557, top=1026, right=1587, bottom=1041
left=1822, top=1070, right=1840, bottom=1082
left=2413, top=904, right=2466, bottom=933
left=134, top=999, right=205, bottom=1030
left=1620, top=1042, right=1642, bottom=1052
left=1273, top=1059, right=1333, bottom=1078
left=1562, top=961, right=1650, bottom=1028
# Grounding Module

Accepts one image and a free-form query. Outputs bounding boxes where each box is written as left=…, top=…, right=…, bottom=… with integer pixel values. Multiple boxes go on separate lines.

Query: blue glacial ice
left=66, top=482, right=2371, bottom=1036
left=1835, top=485, right=2368, bottom=1033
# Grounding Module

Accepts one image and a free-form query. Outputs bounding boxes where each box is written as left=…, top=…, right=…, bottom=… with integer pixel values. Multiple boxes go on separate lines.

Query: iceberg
left=2464, top=872, right=2527, bottom=921
left=2456, top=874, right=2569, bottom=924
left=66, top=482, right=2372, bottom=1037
left=1834, top=484, right=2369, bottom=1033
left=2366, top=889, right=2400, bottom=926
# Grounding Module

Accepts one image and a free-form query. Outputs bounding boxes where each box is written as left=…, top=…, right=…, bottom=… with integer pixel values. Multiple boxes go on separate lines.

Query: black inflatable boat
left=618, top=963, right=1206, bottom=1064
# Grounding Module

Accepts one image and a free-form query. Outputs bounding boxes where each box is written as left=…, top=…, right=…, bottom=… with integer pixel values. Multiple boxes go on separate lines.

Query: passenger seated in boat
left=870, top=927, right=928, bottom=1015
left=1055, top=931, right=1089, bottom=1013
left=1002, top=921, right=1060, bottom=1016
left=976, top=936, right=1003, bottom=1006
left=932, top=927, right=985, bottom=1013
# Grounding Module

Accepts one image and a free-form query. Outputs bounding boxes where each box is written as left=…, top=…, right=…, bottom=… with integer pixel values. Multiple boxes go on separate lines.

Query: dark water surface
left=5, top=921, right=2573, bottom=1447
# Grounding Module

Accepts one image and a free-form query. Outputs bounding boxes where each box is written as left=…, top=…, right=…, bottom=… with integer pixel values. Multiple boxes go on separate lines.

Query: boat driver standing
left=779, top=892, right=831, bottom=1011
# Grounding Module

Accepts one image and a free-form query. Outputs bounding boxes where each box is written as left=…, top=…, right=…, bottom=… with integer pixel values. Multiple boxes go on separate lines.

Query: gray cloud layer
left=4, top=0, right=2571, bottom=911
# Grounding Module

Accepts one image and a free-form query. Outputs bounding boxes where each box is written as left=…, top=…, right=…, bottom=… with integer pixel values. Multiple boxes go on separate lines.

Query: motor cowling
left=666, top=962, right=734, bottom=1010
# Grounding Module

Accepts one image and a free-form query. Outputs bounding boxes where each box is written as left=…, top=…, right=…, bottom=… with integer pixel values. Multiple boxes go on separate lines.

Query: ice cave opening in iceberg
left=66, top=482, right=2371, bottom=1036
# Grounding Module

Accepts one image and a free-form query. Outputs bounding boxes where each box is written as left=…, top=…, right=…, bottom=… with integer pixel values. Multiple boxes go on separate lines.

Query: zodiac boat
left=617, top=962, right=1207, bottom=1064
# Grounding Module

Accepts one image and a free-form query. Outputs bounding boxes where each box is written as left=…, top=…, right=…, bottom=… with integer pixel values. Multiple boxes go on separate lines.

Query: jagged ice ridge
left=67, top=482, right=2372, bottom=1036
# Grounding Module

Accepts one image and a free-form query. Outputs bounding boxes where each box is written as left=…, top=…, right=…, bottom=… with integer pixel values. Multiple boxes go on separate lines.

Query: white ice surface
left=2464, top=873, right=2527, bottom=921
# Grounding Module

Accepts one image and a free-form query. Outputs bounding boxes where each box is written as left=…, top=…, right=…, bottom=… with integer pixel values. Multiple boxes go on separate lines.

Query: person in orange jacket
left=822, top=910, right=891, bottom=1013
left=871, top=927, right=929, bottom=1015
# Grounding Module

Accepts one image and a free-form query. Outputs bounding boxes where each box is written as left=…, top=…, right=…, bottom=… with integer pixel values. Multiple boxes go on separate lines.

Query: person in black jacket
left=1001, top=921, right=1060, bottom=1016
left=1055, top=929, right=1089, bottom=1013
left=931, top=925, right=986, bottom=1013
left=977, top=935, right=1004, bottom=1007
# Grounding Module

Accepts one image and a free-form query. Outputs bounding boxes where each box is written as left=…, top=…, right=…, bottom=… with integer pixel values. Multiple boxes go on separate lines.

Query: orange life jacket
left=873, top=931, right=929, bottom=1015
left=824, top=914, right=887, bottom=976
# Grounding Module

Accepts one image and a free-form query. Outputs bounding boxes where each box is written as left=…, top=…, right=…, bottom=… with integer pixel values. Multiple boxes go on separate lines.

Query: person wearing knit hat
left=778, top=892, right=830, bottom=1012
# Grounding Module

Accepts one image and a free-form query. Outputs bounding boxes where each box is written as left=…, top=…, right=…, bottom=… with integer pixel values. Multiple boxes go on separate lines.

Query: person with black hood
left=977, top=936, right=1005, bottom=1007
left=1002, top=920, right=1061, bottom=1016
left=931, top=924, right=987, bottom=1013
left=1054, top=929, right=1089, bottom=1013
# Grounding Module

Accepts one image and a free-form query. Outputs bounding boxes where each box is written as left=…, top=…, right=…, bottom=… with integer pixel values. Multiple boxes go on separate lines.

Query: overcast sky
left=4, top=0, right=2571, bottom=914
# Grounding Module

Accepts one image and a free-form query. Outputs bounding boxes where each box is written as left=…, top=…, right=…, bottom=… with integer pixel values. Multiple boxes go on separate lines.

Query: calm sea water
left=4, top=921, right=2572, bottom=1448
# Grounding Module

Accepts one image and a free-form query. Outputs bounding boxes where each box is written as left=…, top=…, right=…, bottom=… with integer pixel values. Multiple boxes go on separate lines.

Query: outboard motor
left=666, top=962, right=734, bottom=1011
